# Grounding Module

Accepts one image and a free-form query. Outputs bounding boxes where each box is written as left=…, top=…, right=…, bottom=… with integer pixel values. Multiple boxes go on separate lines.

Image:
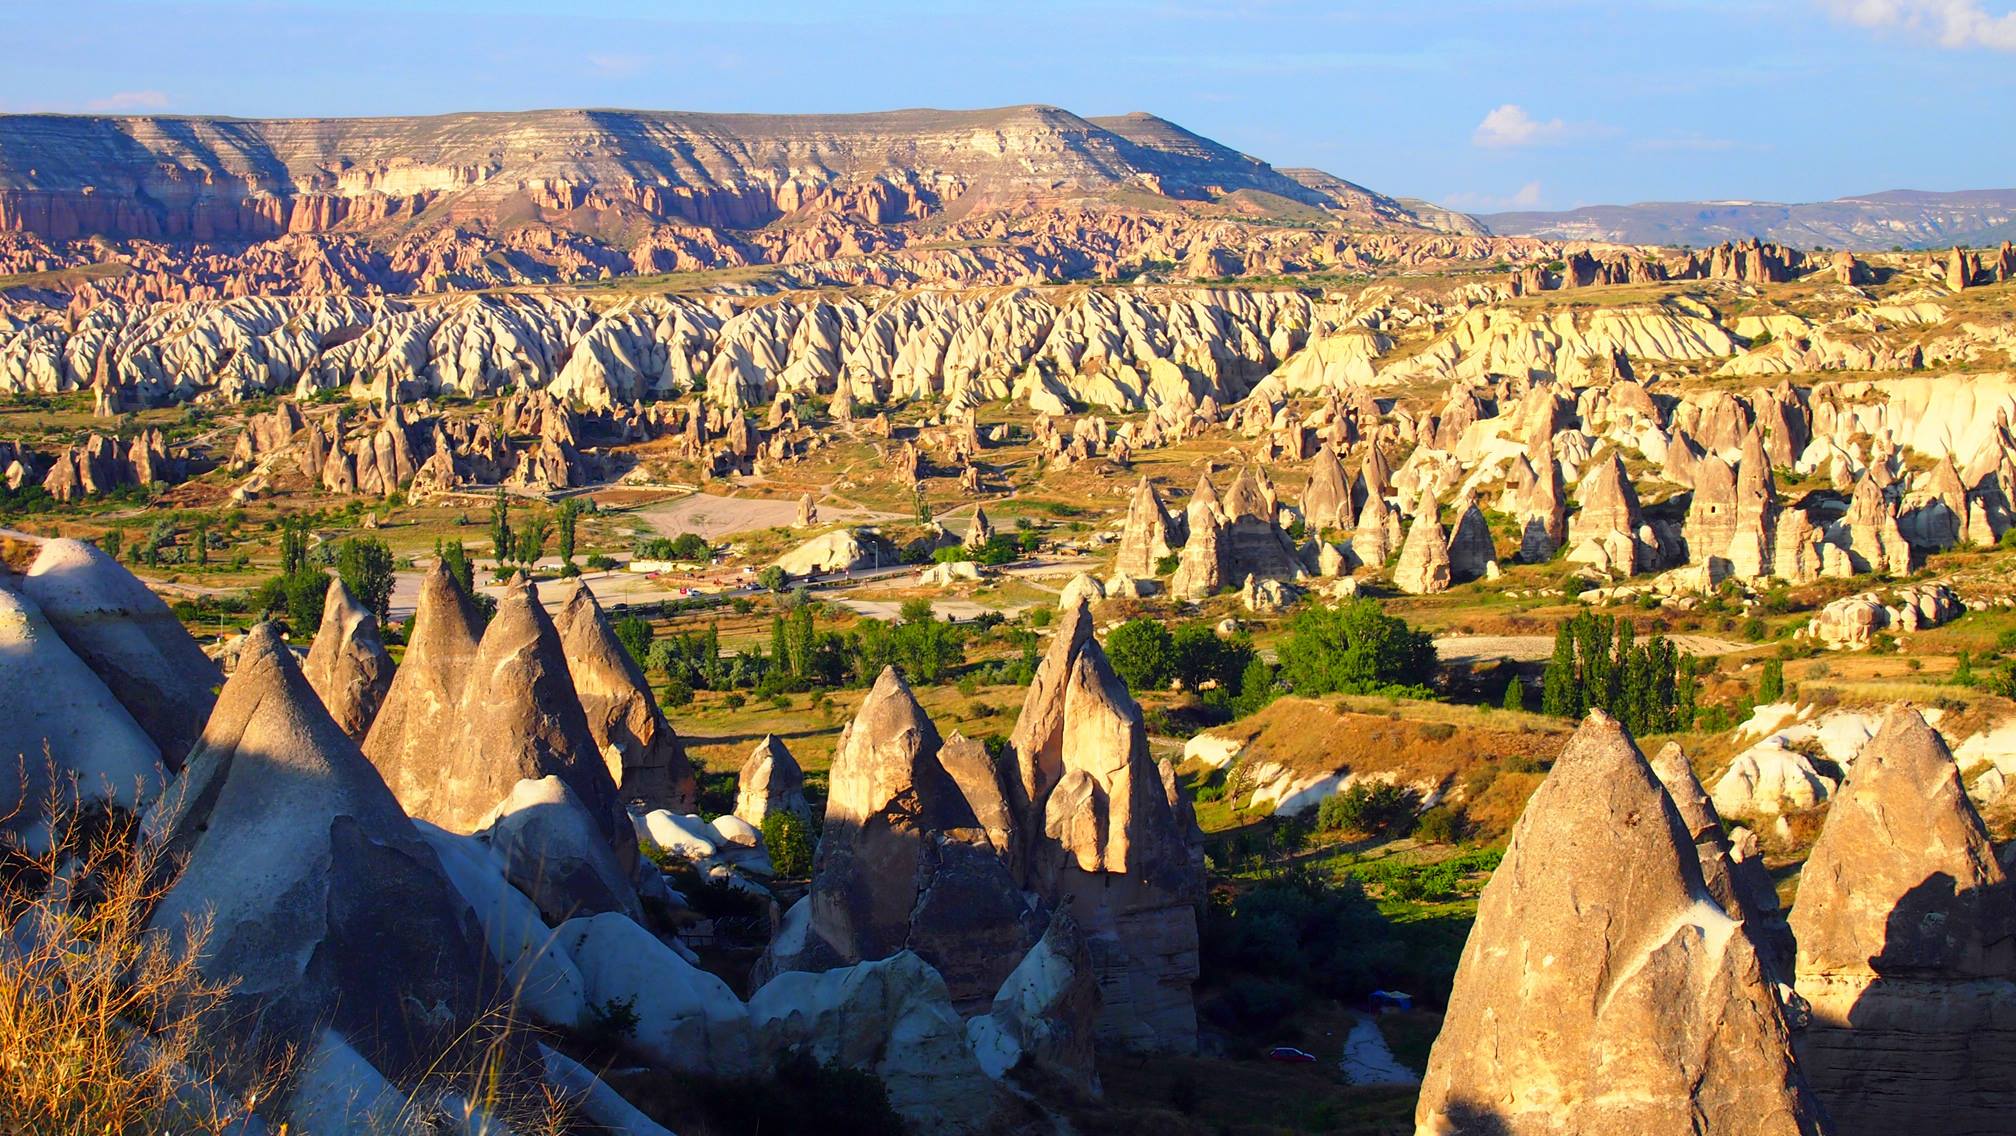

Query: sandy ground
left=636, top=491, right=898, bottom=541
left=1434, top=633, right=1751, bottom=664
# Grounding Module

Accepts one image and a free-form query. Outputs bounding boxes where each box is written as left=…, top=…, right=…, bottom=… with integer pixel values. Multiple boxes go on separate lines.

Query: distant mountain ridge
left=0, top=104, right=1442, bottom=242
left=1480, top=188, right=2016, bottom=250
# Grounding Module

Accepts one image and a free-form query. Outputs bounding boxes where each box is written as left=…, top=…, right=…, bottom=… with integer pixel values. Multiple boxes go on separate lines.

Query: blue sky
left=2, top=0, right=2012, bottom=213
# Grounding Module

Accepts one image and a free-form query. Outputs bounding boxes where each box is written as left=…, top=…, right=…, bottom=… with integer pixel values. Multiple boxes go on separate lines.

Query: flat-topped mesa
left=1016, top=621, right=1203, bottom=1053
left=301, top=577, right=394, bottom=744
left=142, top=623, right=507, bottom=1094
left=1417, top=711, right=1822, bottom=1136
left=785, top=666, right=1035, bottom=1011
left=1787, top=705, right=2016, bottom=1136
left=0, top=580, right=166, bottom=853
left=1113, top=476, right=1174, bottom=579
left=361, top=560, right=482, bottom=816
left=554, top=580, right=697, bottom=813
left=735, top=734, right=811, bottom=829
left=21, top=537, right=218, bottom=770
left=1301, top=443, right=1353, bottom=532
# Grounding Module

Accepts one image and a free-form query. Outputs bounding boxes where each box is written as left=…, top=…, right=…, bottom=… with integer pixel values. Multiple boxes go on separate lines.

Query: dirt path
left=635, top=491, right=899, bottom=541
left=1434, top=633, right=1749, bottom=664
left=1339, top=1016, right=1420, bottom=1087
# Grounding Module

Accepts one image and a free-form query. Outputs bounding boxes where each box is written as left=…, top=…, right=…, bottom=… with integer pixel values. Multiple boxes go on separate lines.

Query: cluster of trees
left=489, top=492, right=591, bottom=574
left=631, top=598, right=969, bottom=704
left=251, top=520, right=396, bottom=632
left=1276, top=600, right=1438, bottom=698
left=1539, top=611, right=1700, bottom=734
left=636, top=533, right=711, bottom=563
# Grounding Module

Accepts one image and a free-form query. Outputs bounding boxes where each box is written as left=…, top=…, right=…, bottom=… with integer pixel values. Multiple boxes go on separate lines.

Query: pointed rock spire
left=302, top=578, right=394, bottom=744
left=143, top=623, right=501, bottom=1082
left=0, top=581, right=165, bottom=852
left=434, top=575, right=626, bottom=845
left=1114, top=476, right=1174, bottom=578
left=1011, top=598, right=1095, bottom=812
left=802, top=666, right=1033, bottom=1010
left=1788, top=706, right=2016, bottom=1135
left=22, top=537, right=218, bottom=770
left=362, top=560, right=482, bottom=815
left=1302, top=443, right=1352, bottom=531
left=554, top=580, right=697, bottom=813
left=735, top=734, right=810, bottom=829
left=1417, top=711, right=1822, bottom=1135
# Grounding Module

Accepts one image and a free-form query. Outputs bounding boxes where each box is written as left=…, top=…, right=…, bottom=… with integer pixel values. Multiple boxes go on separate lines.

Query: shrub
left=0, top=809, right=441, bottom=1133
left=1415, top=806, right=1467, bottom=845
left=1316, top=782, right=1420, bottom=836
left=585, top=553, right=618, bottom=571
left=762, top=811, right=816, bottom=877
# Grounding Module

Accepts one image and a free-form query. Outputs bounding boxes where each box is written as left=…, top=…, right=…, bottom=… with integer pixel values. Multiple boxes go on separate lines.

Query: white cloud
left=1441, top=181, right=1546, bottom=212
left=83, top=90, right=170, bottom=112
left=1825, top=0, right=2016, bottom=50
left=1471, top=104, right=1573, bottom=149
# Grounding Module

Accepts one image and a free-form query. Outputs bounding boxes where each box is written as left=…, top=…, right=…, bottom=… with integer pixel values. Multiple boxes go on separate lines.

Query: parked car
left=1267, top=1046, right=1318, bottom=1064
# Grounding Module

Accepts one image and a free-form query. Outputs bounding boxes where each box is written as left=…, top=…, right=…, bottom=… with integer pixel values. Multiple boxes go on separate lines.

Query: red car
left=1267, top=1046, right=1318, bottom=1064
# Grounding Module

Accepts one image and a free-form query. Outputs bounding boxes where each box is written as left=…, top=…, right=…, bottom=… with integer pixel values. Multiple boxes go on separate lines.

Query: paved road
left=1434, top=633, right=1751, bottom=664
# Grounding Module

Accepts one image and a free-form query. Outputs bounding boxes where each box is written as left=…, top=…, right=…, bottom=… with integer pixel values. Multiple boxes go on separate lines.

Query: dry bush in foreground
left=0, top=801, right=284, bottom=1134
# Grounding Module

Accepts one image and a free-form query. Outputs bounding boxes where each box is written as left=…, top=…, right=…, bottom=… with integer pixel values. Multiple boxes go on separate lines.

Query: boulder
left=22, top=538, right=218, bottom=769
left=966, top=909, right=1101, bottom=1094
left=1788, top=706, right=2016, bottom=1136
left=142, top=624, right=506, bottom=1089
left=486, top=775, right=643, bottom=925
left=0, top=582, right=165, bottom=853
left=301, top=578, right=393, bottom=744
left=559, top=911, right=758, bottom=1077
left=416, top=822, right=587, bottom=1029
left=734, top=733, right=811, bottom=829
left=554, top=581, right=697, bottom=812
left=1416, top=711, right=1823, bottom=1135
left=749, top=951, right=1002, bottom=1136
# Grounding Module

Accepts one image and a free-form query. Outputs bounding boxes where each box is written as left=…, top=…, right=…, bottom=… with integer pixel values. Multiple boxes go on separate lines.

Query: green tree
left=1541, top=623, right=1578, bottom=716
left=1759, top=657, right=1785, bottom=703
left=335, top=536, right=395, bottom=622
left=762, top=811, right=815, bottom=877
left=1106, top=618, right=1177, bottom=693
left=757, top=565, right=789, bottom=592
left=613, top=616, right=653, bottom=665
left=192, top=518, right=209, bottom=567
left=771, top=616, right=790, bottom=673
left=490, top=489, right=514, bottom=565
left=787, top=606, right=817, bottom=681
left=1171, top=622, right=1255, bottom=693
left=1276, top=600, right=1436, bottom=696
left=556, top=499, right=580, bottom=566
left=436, top=539, right=475, bottom=595
left=1503, top=676, right=1526, bottom=712
left=279, top=518, right=309, bottom=575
